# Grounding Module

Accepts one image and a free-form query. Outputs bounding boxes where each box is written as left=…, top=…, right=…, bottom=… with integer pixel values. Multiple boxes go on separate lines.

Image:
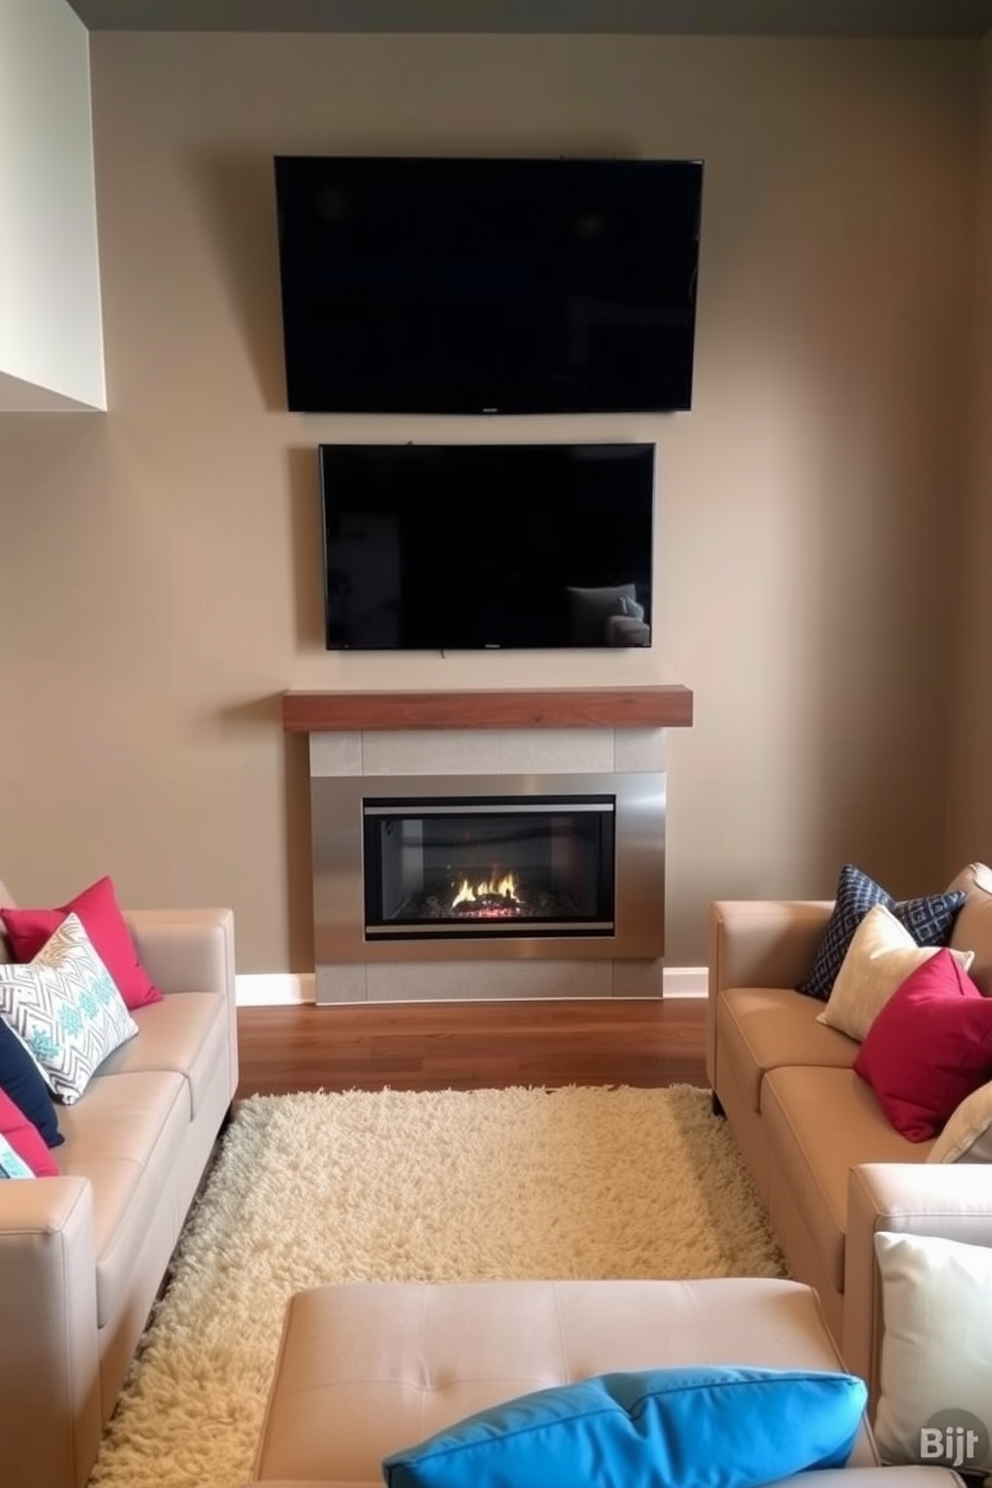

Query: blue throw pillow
left=0, top=1016, right=63, bottom=1148
left=796, top=863, right=965, bottom=1002
left=381, top=1365, right=868, bottom=1488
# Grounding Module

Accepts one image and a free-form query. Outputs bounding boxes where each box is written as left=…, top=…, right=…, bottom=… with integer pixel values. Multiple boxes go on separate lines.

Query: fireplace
left=286, top=687, right=694, bottom=1003
left=363, top=792, right=616, bottom=941
left=311, top=772, right=665, bottom=967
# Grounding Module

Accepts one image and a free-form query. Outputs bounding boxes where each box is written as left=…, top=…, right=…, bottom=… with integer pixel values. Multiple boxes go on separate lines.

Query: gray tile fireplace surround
left=285, top=689, right=693, bottom=1005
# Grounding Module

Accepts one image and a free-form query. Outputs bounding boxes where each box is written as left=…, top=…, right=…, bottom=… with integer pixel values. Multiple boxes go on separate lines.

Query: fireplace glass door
left=363, top=794, right=616, bottom=939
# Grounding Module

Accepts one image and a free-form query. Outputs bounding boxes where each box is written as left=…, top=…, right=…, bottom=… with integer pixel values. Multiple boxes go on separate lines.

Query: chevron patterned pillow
left=0, top=913, right=138, bottom=1104
left=0, top=1131, right=34, bottom=1179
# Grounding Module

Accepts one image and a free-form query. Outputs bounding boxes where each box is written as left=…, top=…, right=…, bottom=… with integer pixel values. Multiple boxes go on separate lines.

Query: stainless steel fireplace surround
left=312, top=772, right=666, bottom=966
left=286, top=688, right=694, bottom=1003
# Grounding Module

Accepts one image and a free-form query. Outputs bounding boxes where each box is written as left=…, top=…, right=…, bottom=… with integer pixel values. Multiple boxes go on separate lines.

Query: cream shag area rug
left=89, top=1083, right=786, bottom=1488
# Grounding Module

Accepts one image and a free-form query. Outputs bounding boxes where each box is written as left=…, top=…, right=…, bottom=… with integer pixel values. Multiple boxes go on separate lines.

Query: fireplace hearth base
left=314, top=955, right=668, bottom=1004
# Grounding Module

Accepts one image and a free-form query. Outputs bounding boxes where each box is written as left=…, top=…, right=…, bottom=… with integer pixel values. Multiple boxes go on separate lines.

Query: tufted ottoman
left=247, top=1277, right=957, bottom=1488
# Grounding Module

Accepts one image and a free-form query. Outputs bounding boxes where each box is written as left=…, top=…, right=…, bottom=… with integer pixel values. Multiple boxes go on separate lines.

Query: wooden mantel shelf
left=282, top=687, right=693, bottom=733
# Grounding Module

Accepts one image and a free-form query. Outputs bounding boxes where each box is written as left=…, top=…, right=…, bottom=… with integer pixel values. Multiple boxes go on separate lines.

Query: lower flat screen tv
left=318, top=442, right=655, bottom=651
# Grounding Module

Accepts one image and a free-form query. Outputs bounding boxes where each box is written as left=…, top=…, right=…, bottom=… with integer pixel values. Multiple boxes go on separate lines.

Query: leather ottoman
left=247, top=1277, right=961, bottom=1488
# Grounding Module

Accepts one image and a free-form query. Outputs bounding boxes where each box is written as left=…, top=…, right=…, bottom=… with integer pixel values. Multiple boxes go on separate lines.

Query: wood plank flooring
left=236, top=997, right=708, bottom=1098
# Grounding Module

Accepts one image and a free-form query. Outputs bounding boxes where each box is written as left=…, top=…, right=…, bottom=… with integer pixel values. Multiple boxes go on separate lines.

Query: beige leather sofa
left=0, top=877, right=239, bottom=1488
left=707, top=861, right=992, bottom=1411
left=247, top=1277, right=961, bottom=1488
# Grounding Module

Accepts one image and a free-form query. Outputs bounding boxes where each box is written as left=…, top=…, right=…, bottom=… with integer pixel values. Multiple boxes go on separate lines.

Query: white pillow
left=816, top=903, right=974, bottom=1043
left=0, top=912, right=138, bottom=1104
left=874, top=1232, right=992, bottom=1474
left=928, top=1080, right=992, bottom=1163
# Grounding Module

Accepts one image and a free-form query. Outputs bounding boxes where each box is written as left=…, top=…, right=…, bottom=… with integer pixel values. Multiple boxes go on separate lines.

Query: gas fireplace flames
left=400, top=873, right=582, bottom=923
left=450, top=873, right=522, bottom=918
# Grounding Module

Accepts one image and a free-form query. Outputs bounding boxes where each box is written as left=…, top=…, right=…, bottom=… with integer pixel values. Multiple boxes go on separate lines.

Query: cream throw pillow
left=874, top=1232, right=992, bottom=1474
left=816, top=903, right=974, bottom=1043
left=928, top=1080, right=992, bottom=1163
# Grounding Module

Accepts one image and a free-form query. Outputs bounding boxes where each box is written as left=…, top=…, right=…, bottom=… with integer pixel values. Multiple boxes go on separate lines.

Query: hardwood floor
left=236, top=997, right=708, bottom=1097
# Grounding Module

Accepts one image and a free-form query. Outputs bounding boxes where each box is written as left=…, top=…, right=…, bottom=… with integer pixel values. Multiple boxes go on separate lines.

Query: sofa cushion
left=760, top=1067, right=928, bottom=1296
left=1, top=875, right=163, bottom=1010
left=796, top=864, right=965, bottom=1002
left=816, top=905, right=974, bottom=1044
left=716, top=988, right=857, bottom=1113
left=97, top=990, right=229, bottom=1118
left=382, top=1367, right=868, bottom=1488
left=0, top=914, right=139, bottom=1104
left=853, top=950, right=992, bottom=1142
left=56, top=1069, right=189, bottom=1325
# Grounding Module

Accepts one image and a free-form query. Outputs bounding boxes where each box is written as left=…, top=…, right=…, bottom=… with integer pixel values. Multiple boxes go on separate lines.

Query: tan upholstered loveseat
left=707, top=861, right=992, bottom=1411
left=0, top=877, right=239, bottom=1488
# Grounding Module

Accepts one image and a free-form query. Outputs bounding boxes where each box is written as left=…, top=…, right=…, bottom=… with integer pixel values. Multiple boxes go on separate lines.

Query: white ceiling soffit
left=61, top=0, right=992, bottom=40
left=0, top=370, right=103, bottom=413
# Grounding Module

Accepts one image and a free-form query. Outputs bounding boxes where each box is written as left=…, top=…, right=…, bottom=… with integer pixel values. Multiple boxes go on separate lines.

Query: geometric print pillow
left=796, top=863, right=966, bottom=1002
left=0, top=913, right=138, bottom=1104
left=0, top=1130, right=35, bottom=1179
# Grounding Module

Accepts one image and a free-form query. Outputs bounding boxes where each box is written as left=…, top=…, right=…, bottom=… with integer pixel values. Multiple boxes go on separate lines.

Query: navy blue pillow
left=797, top=864, right=965, bottom=1002
left=0, top=1017, right=63, bottom=1148
left=382, top=1366, right=868, bottom=1488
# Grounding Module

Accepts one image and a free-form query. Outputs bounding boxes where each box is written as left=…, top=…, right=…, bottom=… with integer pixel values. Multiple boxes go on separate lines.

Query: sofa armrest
left=0, top=1177, right=102, bottom=1488
left=708, top=900, right=833, bottom=995
left=707, top=900, right=832, bottom=1086
left=124, top=907, right=235, bottom=997
left=125, top=906, right=239, bottom=1099
left=845, top=1163, right=992, bottom=1412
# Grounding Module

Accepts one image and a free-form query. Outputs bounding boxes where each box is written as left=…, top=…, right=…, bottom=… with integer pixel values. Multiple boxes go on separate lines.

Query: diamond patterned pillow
left=0, top=1130, right=34, bottom=1179
left=796, top=864, right=966, bottom=1002
left=0, top=913, right=138, bottom=1104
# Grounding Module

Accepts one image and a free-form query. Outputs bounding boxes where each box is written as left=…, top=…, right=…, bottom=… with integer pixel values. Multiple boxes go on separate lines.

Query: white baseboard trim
left=236, top=973, right=316, bottom=1006
left=235, top=966, right=707, bottom=1007
left=662, top=967, right=708, bottom=998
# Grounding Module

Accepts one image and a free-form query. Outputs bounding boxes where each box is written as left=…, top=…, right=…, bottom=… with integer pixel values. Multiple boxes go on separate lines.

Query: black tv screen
left=276, top=156, right=703, bottom=415
left=319, top=442, right=655, bottom=651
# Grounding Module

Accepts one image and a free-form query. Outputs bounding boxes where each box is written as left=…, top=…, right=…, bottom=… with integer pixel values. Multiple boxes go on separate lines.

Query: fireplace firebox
left=310, top=771, right=665, bottom=964
left=363, top=795, right=616, bottom=940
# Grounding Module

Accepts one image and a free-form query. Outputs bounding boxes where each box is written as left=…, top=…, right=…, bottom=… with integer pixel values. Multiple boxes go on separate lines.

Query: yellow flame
left=452, top=873, right=517, bottom=908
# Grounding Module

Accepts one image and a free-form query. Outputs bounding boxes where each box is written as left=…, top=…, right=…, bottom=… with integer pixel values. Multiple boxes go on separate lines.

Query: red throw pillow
left=0, top=1088, right=58, bottom=1177
left=854, top=949, right=992, bottom=1141
left=0, top=875, right=163, bottom=1011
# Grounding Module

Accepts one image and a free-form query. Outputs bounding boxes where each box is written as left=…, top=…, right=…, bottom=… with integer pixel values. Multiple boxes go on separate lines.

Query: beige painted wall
left=947, top=30, right=992, bottom=871
left=0, top=33, right=979, bottom=971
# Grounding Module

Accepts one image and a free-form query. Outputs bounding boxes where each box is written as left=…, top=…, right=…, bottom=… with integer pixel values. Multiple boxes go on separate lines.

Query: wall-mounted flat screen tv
left=319, top=442, right=655, bottom=651
left=276, top=156, right=703, bottom=415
